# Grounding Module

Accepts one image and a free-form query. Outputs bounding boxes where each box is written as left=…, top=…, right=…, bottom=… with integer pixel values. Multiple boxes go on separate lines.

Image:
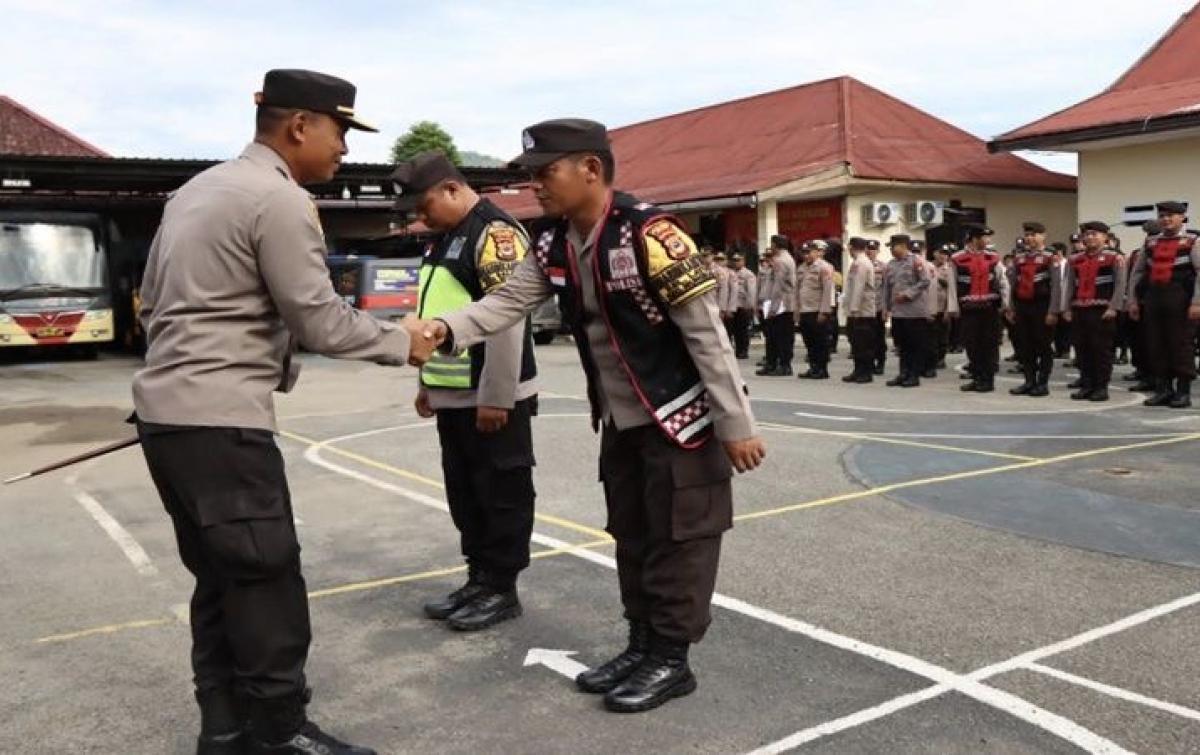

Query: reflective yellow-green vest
left=416, top=199, right=537, bottom=390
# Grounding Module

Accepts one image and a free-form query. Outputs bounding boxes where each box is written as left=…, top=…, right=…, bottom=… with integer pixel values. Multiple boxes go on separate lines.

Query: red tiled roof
left=495, top=76, right=1074, bottom=218
left=993, top=4, right=1200, bottom=148
left=0, top=96, right=108, bottom=157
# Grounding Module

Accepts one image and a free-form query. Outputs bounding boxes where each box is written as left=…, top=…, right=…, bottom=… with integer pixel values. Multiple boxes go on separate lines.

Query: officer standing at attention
left=726, top=252, right=757, bottom=359
left=948, top=226, right=1011, bottom=393
left=755, top=249, right=776, bottom=371
left=133, top=70, right=433, bottom=755
left=866, top=239, right=889, bottom=374
left=932, top=244, right=956, bottom=370
left=423, top=118, right=765, bottom=713
left=1128, top=201, right=1200, bottom=408
left=758, top=234, right=798, bottom=376
left=1060, top=221, right=1127, bottom=401
left=882, top=235, right=932, bottom=387
left=841, top=237, right=879, bottom=383
left=392, top=151, right=539, bottom=630
left=796, top=239, right=836, bottom=379
left=1007, top=221, right=1059, bottom=397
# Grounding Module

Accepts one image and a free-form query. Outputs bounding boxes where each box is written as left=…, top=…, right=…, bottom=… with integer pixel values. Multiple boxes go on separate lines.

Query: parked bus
left=327, top=254, right=422, bottom=321
left=0, top=211, right=114, bottom=356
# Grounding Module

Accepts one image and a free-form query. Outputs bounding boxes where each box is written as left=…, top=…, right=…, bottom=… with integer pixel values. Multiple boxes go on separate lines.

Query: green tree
left=390, top=121, right=461, bottom=165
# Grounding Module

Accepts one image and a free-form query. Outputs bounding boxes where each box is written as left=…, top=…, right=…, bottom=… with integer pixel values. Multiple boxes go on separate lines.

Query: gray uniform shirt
left=797, top=258, right=836, bottom=314
left=842, top=254, right=878, bottom=317
left=767, top=252, right=797, bottom=316
left=729, top=268, right=758, bottom=310
left=133, top=143, right=411, bottom=431
left=439, top=223, right=757, bottom=442
left=882, top=254, right=933, bottom=319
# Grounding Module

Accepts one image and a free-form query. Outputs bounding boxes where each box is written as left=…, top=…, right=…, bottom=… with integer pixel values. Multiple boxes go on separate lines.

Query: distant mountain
left=460, top=150, right=506, bottom=168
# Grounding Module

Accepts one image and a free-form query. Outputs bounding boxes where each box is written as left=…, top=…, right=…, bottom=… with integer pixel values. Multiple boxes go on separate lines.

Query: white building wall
left=1078, top=135, right=1200, bottom=251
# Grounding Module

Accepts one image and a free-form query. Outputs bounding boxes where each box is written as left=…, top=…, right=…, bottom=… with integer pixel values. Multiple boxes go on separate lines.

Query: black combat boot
left=975, top=376, right=995, bottom=393
left=1010, top=370, right=1035, bottom=395
left=899, top=373, right=921, bottom=388
left=248, top=695, right=375, bottom=755
left=886, top=373, right=907, bottom=387
left=1169, top=379, right=1192, bottom=409
left=1089, top=384, right=1110, bottom=402
left=602, top=636, right=697, bottom=713
left=755, top=362, right=776, bottom=376
left=872, top=360, right=885, bottom=376
left=576, top=620, right=651, bottom=694
left=196, top=686, right=246, bottom=755
left=1028, top=372, right=1050, bottom=398
left=1143, top=379, right=1176, bottom=407
left=423, top=566, right=485, bottom=620
left=446, top=576, right=521, bottom=632
left=1070, top=380, right=1094, bottom=400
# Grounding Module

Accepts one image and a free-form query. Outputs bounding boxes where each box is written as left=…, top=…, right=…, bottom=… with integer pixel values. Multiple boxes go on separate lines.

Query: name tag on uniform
left=446, top=237, right=466, bottom=260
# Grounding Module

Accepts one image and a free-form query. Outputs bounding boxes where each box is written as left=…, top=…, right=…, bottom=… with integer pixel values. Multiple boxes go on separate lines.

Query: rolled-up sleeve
left=255, top=187, right=410, bottom=364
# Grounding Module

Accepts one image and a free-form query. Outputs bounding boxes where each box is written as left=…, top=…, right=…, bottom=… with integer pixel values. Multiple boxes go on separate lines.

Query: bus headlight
left=82, top=309, right=111, bottom=322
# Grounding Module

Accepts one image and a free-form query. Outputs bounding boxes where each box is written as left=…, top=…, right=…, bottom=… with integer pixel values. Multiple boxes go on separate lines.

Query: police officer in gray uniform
left=133, top=70, right=429, bottom=755
left=425, top=119, right=765, bottom=714
left=882, top=235, right=932, bottom=387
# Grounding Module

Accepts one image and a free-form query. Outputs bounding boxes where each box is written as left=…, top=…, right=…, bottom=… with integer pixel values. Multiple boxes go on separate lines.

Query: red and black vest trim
left=531, top=192, right=714, bottom=448
left=951, top=250, right=1001, bottom=305
left=1145, top=231, right=1198, bottom=292
left=1070, top=250, right=1120, bottom=306
left=1013, top=251, right=1054, bottom=302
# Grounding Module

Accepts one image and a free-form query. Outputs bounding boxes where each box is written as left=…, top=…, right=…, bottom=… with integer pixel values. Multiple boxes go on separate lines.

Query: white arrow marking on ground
left=792, top=411, right=862, bottom=422
left=523, top=648, right=588, bottom=680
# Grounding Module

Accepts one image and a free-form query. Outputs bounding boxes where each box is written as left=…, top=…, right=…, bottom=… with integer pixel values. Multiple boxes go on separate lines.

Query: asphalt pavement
left=1, top=339, right=1198, bottom=754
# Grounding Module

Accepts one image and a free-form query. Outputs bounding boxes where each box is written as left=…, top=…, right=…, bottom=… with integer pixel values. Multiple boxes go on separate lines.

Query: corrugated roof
left=993, top=3, right=1200, bottom=148
left=0, top=96, right=108, bottom=157
left=496, top=76, right=1074, bottom=218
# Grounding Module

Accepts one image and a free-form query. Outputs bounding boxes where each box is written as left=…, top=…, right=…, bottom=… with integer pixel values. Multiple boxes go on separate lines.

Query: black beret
left=1070, top=233, right=1082, bottom=243
left=964, top=225, right=995, bottom=239
left=770, top=234, right=792, bottom=251
left=866, top=239, right=880, bottom=250
left=1079, top=220, right=1110, bottom=233
left=1022, top=221, right=1046, bottom=233
left=888, top=234, right=911, bottom=247
left=847, top=237, right=868, bottom=250
left=1156, top=200, right=1188, bottom=215
left=730, top=253, right=744, bottom=261
left=938, top=243, right=957, bottom=253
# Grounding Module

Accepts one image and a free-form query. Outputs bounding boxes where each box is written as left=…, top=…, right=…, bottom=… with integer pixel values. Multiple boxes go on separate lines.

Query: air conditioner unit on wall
left=862, top=202, right=900, bottom=227
left=906, top=201, right=944, bottom=227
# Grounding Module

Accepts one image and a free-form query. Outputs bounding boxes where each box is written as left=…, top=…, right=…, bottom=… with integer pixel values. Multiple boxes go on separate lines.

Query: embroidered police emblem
left=522, top=130, right=536, bottom=151
left=644, top=219, right=690, bottom=261
left=491, top=228, right=518, bottom=261
left=609, top=245, right=638, bottom=280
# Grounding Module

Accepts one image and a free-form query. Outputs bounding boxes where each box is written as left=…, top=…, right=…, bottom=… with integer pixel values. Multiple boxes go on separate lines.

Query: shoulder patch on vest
left=478, top=223, right=529, bottom=295
left=640, top=219, right=715, bottom=306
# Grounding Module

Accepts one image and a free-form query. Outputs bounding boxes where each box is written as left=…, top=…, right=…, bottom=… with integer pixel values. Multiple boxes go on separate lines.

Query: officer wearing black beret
left=1007, top=221, right=1058, bottom=396
left=133, top=69, right=421, bottom=755
left=1128, top=201, right=1200, bottom=407
left=948, top=225, right=1010, bottom=392
left=425, top=117, right=765, bottom=713
left=1059, top=221, right=1126, bottom=401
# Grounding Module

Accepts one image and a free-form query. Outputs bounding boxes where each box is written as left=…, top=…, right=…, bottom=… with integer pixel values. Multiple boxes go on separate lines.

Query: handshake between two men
left=401, top=314, right=450, bottom=367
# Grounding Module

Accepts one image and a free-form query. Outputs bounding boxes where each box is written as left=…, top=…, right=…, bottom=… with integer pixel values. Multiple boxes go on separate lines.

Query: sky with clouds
left=4, top=0, right=1195, bottom=175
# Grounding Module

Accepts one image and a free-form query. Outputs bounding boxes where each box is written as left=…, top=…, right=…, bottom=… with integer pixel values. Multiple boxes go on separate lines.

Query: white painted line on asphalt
left=967, top=591, right=1200, bottom=681
left=296, top=424, right=1130, bottom=755
left=768, top=397, right=1145, bottom=415
left=1141, top=415, right=1200, bottom=425
left=1025, top=662, right=1200, bottom=723
left=771, top=429, right=1191, bottom=441
left=70, top=489, right=158, bottom=577
left=745, top=685, right=950, bottom=753
left=793, top=411, right=863, bottom=422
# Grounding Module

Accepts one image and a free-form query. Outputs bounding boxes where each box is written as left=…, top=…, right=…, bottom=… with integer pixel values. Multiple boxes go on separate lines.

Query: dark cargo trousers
left=138, top=424, right=310, bottom=701
left=600, top=424, right=732, bottom=644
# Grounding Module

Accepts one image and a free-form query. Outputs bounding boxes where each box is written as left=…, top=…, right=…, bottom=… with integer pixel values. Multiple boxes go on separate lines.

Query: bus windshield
left=0, top=222, right=107, bottom=295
